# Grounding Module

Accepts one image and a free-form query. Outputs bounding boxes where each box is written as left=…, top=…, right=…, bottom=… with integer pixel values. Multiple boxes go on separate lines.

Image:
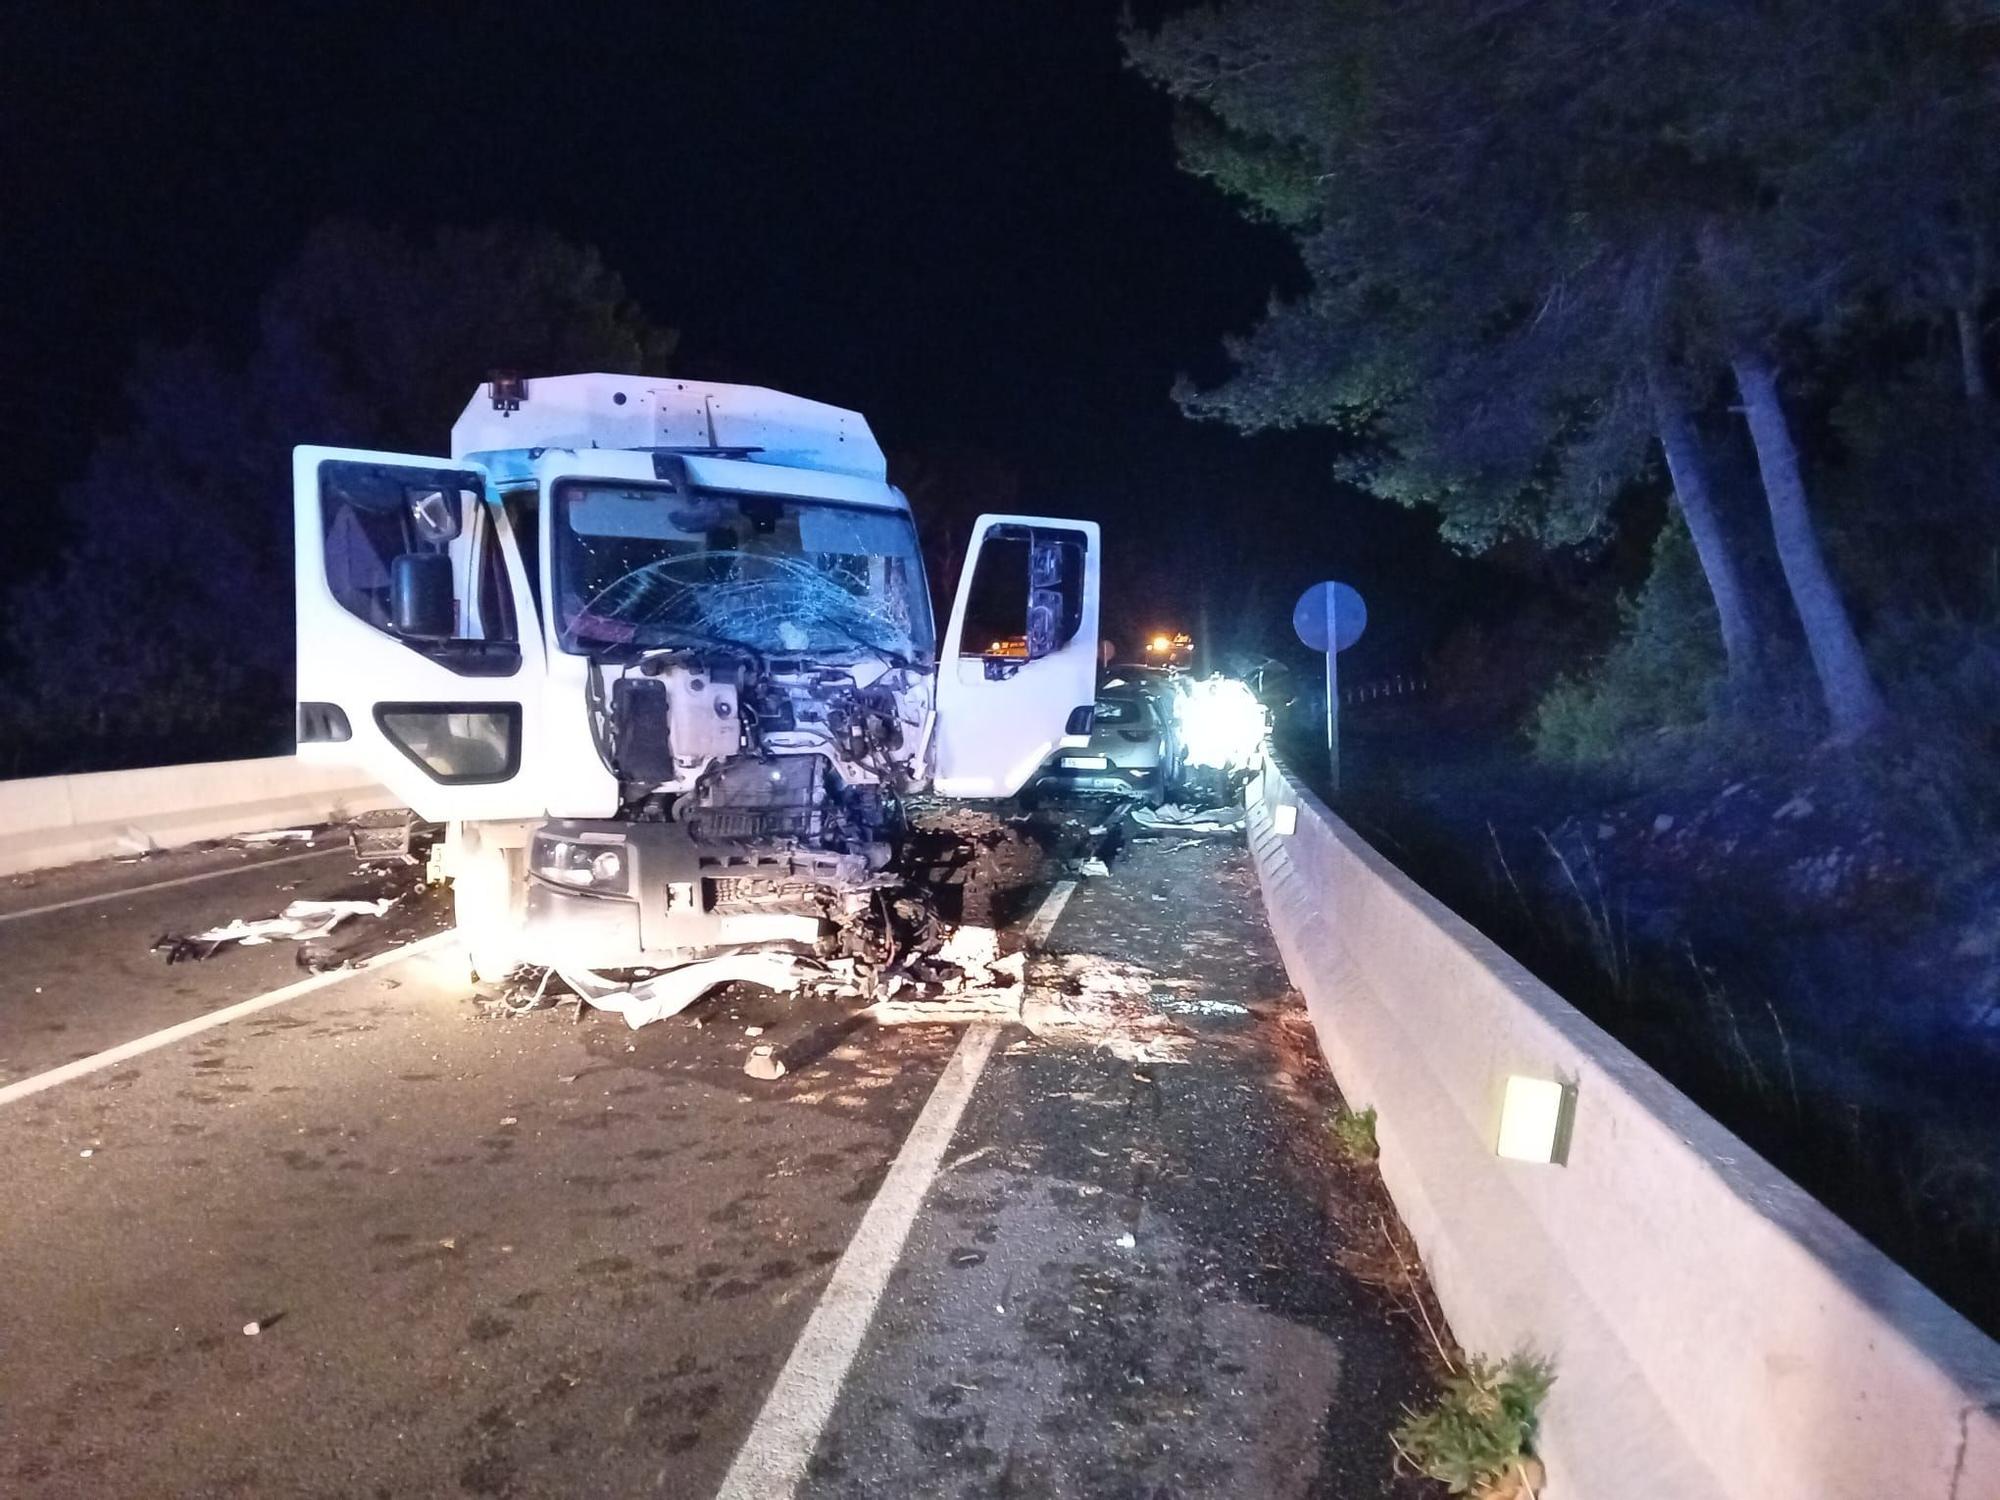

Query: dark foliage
left=0, top=222, right=675, bottom=775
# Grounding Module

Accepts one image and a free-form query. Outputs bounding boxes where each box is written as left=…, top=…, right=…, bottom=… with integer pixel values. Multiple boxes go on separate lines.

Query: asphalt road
left=0, top=818, right=1442, bottom=1499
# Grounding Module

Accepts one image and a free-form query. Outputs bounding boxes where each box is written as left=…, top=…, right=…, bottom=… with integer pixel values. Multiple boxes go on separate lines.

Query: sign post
left=1291, top=581, right=1367, bottom=794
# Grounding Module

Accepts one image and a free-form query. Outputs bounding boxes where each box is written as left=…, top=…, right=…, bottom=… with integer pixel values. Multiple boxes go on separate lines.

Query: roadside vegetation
left=1394, top=1352, right=1553, bottom=1500
left=1130, top=0, right=2000, bottom=1335
left=0, top=222, right=678, bottom=778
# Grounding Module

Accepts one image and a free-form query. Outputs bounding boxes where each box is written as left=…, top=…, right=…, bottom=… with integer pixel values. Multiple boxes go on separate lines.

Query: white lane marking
left=714, top=1020, right=1003, bottom=1500
left=0, top=930, right=458, bottom=1109
left=0, top=846, right=349, bottom=926
left=1021, top=877, right=1079, bottom=950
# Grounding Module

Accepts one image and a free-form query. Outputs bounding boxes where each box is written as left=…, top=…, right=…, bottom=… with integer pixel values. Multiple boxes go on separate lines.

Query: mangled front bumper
left=518, top=818, right=881, bottom=970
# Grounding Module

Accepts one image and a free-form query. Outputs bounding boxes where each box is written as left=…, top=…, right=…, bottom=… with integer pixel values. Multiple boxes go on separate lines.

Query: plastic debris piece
left=745, top=1044, right=788, bottom=1081
left=1113, top=1232, right=1136, bottom=1249
left=153, top=898, right=397, bottom=962
left=235, top=829, right=316, bottom=846
left=562, top=954, right=804, bottom=1030
left=744, top=1025, right=765, bottom=1038
left=1077, top=858, right=1112, bottom=877
left=937, top=925, right=1000, bottom=971
left=78, top=1149, right=94, bottom=1158
left=243, top=1321, right=262, bottom=1336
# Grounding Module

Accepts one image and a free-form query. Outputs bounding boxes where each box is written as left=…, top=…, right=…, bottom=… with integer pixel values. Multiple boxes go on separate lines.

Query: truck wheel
left=451, top=833, right=525, bottom=984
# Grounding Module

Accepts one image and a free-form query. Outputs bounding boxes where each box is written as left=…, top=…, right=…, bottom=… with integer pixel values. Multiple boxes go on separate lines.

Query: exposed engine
left=588, top=653, right=929, bottom=933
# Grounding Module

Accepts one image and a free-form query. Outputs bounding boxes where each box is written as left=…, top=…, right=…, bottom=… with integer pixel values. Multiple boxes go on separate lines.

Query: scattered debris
left=115, top=827, right=160, bottom=858
left=242, top=1321, right=262, bottom=1337
left=152, top=898, right=397, bottom=963
left=744, top=1025, right=765, bottom=1038
left=937, top=924, right=1001, bottom=972
left=1018, top=953, right=1199, bottom=1063
left=745, top=1044, right=787, bottom=1080
left=1113, top=1231, right=1137, bottom=1250
left=1076, top=857, right=1112, bottom=878
left=1154, top=997, right=1249, bottom=1017
left=347, top=809, right=443, bottom=866
left=563, top=954, right=805, bottom=1029
left=1129, top=802, right=1245, bottom=836
left=234, top=828, right=315, bottom=846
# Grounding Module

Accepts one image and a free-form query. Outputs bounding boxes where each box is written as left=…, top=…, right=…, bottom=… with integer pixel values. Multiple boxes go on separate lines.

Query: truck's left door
left=293, top=446, right=548, bottom=821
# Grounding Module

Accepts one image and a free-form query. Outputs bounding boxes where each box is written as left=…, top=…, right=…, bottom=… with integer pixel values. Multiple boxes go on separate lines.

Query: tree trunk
left=1728, top=351, right=1887, bottom=740
left=1955, top=304, right=1990, bottom=408
left=1649, top=372, right=1761, bottom=685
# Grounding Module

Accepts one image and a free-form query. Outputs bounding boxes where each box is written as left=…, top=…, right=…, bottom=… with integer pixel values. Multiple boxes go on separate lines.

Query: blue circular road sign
left=1292, top=581, right=1367, bottom=654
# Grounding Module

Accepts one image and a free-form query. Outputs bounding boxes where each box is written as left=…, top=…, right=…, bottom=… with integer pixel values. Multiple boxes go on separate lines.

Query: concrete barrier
left=0, top=757, right=395, bottom=877
left=1248, top=754, right=2000, bottom=1500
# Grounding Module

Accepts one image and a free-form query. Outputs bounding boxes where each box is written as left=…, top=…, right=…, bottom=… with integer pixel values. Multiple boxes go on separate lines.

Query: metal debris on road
left=233, top=829, right=315, bottom=846
left=152, top=898, right=399, bottom=963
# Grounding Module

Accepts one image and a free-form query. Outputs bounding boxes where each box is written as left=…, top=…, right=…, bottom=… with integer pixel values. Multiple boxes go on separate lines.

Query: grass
left=1393, top=1351, right=1554, bottom=1497
left=1329, top=1103, right=1379, bottom=1162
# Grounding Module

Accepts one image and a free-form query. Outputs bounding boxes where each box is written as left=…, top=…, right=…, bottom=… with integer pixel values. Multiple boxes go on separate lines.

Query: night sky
left=4, top=0, right=1505, bottom=675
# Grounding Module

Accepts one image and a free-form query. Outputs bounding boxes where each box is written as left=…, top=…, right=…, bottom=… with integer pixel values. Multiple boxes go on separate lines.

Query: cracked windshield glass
left=554, top=480, right=933, bottom=661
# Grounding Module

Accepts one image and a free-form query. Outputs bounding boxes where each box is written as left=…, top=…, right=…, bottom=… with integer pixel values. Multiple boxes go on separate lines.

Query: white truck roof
left=449, top=373, right=887, bottom=482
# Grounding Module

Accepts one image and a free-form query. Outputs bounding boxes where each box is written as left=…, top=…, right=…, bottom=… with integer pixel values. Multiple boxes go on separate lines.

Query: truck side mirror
left=390, top=552, right=455, bottom=639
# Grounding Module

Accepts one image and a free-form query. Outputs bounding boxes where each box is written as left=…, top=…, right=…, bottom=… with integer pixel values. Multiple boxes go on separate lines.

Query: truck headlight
left=531, top=833, right=630, bottom=894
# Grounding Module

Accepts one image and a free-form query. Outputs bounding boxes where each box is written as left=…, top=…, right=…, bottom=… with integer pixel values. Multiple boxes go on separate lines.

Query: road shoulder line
left=714, top=873, right=1080, bottom=1497
left=0, top=845, right=349, bottom=925
left=713, top=1019, right=1002, bottom=1500
left=1020, top=877, right=1078, bottom=948
left=0, top=930, right=458, bottom=1109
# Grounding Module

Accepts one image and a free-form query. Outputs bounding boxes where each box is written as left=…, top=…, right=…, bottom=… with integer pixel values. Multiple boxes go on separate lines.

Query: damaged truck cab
left=293, top=375, right=1099, bottom=981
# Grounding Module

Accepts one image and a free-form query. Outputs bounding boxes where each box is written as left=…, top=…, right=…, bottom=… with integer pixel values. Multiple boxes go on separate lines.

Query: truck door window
left=318, top=459, right=519, bottom=676
left=959, top=525, right=1086, bottom=659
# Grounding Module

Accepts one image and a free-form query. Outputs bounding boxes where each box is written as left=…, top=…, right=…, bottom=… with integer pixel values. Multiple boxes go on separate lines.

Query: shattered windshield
left=553, top=480, right=933, bottom=661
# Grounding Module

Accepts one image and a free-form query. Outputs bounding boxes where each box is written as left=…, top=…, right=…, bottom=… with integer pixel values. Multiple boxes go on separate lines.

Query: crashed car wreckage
left=291, top=374, right=1102, bottom=996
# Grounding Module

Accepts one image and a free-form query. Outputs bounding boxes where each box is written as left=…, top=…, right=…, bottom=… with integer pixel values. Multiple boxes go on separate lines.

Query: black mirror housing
left=390, top=552, right=455, bottom=639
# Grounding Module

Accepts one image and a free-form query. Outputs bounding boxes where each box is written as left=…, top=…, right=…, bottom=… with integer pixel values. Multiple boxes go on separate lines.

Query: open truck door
left=293, top=446, right=547, bottom=822
left=934, top=515, right=1100, bottom=797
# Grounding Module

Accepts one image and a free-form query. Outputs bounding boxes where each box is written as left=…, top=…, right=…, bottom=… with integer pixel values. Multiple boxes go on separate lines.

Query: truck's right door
left=933, top=515, right=1101, bottom=797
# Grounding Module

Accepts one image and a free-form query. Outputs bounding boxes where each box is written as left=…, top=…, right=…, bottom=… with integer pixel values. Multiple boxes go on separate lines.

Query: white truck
left=294, top=374, right=1100, bottom=982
